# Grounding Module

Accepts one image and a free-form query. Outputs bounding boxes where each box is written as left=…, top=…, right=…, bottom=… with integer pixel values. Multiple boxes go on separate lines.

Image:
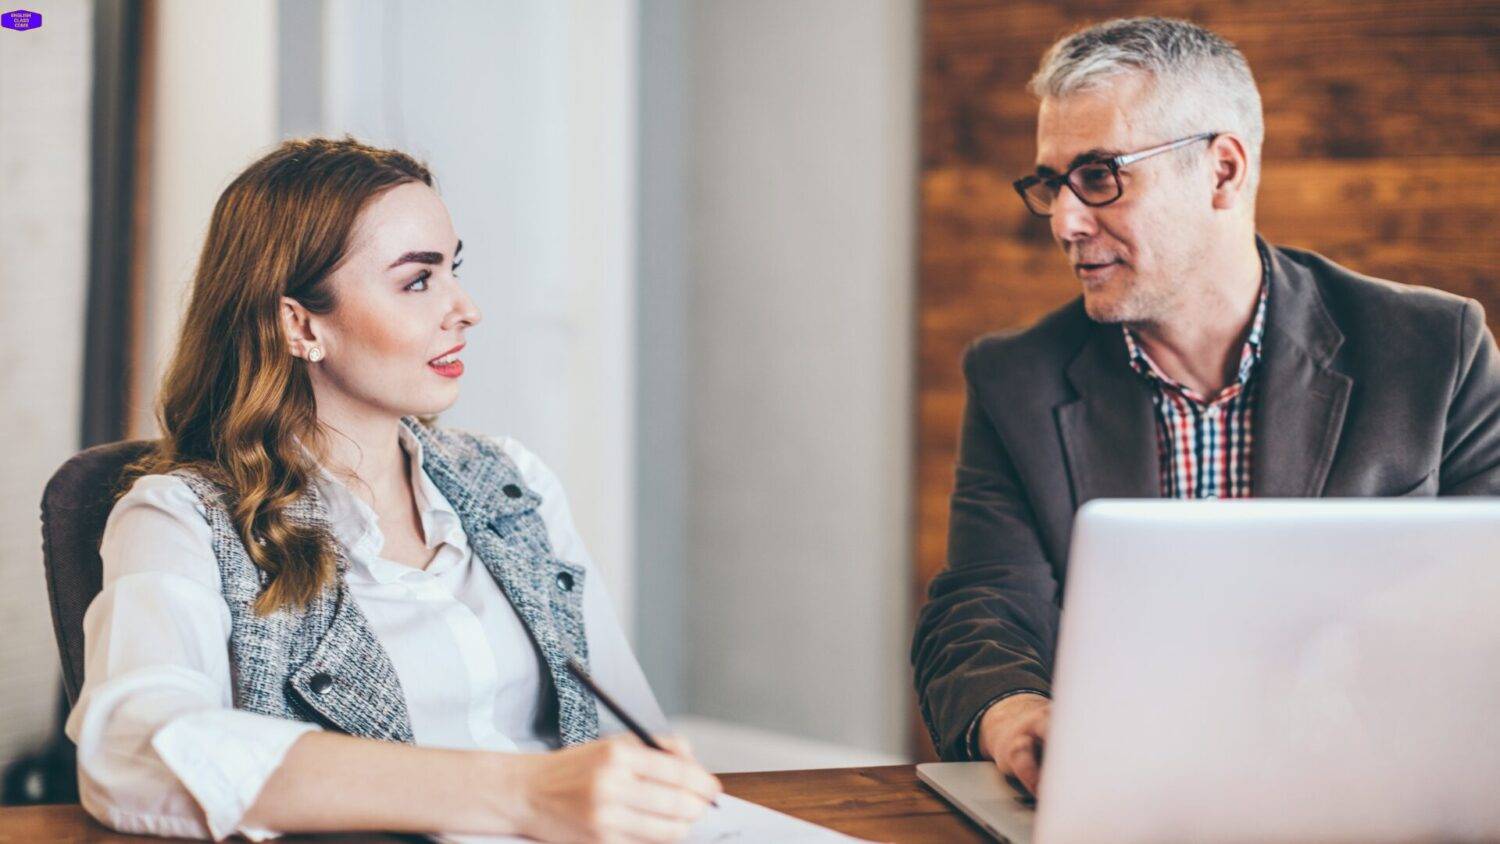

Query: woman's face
left=285, top=182, right=481, bottom=421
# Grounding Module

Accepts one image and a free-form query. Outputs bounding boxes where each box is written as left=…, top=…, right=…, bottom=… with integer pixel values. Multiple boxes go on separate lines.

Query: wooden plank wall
left=914, top=0, right=1500, bottom=758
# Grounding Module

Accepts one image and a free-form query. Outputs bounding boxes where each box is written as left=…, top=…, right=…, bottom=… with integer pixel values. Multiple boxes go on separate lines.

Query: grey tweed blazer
left=171, top=416, right=600, bottom=746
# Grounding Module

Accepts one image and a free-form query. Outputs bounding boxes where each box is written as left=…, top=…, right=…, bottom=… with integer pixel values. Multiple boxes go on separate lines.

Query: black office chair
left=39, top=440, right=154, bottom=707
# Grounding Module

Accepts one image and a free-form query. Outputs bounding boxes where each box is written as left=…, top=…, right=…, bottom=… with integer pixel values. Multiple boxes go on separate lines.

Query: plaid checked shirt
left=963, top=250, right=1273, bottom=758
left=1122, top=254, right=1271, bottom=498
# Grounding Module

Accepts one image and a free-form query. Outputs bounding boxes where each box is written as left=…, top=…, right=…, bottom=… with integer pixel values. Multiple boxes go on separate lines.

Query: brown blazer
left=912, top=236, right=1500, bottom=760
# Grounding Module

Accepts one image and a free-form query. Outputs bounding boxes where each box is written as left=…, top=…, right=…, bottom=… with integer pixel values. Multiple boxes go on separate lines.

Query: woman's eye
left=451, top=259, right=463, bottom=279
left=405, top=272, right=430, bottom=292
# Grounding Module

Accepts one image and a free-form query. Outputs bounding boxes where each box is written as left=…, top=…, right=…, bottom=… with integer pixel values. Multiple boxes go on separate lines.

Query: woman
left=65, top=136, right=720, bottom=842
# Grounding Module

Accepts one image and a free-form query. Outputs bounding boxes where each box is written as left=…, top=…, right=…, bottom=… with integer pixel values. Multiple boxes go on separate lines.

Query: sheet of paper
left=435, top=794, right=876, bottom=843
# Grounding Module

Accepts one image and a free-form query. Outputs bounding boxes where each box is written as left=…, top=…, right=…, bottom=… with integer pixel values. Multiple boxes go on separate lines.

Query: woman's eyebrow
left=387, top=239, right=463, bottom=270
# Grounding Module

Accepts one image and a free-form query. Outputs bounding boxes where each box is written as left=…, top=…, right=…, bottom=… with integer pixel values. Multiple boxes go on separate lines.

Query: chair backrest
left=40, top=440, right=155, bottom=707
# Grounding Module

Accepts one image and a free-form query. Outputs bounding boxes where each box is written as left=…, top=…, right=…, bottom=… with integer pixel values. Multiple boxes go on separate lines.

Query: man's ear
left=280, top=296, right=322, bottom=359
left=1209, top=133, right=1251, bottom=211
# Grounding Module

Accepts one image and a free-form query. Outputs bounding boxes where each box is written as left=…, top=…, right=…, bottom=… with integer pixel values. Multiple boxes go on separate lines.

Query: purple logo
left=1, top=9, right=42, bottom=31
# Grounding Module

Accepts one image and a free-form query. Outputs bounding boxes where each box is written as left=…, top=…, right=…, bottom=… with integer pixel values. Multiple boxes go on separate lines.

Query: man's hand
left=976, top=693, right=1050, bottom=798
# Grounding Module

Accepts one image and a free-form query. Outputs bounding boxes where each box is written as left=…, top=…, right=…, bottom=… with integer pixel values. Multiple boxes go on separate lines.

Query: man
left=911, top=16, right=1500, bottom=796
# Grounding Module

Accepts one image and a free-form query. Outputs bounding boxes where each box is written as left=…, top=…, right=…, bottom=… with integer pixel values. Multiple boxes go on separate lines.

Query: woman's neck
left=312, top=404, right=409, bottom=510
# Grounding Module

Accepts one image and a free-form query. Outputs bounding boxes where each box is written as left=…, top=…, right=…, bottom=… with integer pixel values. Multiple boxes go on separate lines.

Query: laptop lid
left=1035, top=499, right=1500, bottom=843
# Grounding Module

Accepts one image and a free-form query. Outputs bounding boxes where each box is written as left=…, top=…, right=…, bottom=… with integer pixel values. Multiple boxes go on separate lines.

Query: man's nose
left=1049, top=184, right=1098, bottom=247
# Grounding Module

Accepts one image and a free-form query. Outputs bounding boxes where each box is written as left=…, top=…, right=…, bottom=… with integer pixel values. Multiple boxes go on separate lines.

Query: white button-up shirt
left=64, top=427, right=665, bottom=841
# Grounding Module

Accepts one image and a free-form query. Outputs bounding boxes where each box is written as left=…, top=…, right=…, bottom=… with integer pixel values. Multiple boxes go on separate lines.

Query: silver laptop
left=920, top=499, right=1500, bottom=843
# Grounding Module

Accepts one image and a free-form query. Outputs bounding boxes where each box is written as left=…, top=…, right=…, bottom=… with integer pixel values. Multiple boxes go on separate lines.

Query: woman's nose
left=449, top=285, right=482, bottom=328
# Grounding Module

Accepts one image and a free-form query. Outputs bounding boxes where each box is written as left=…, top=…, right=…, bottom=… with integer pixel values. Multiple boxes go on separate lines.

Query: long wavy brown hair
left=120, top=135, right=434, bottom=615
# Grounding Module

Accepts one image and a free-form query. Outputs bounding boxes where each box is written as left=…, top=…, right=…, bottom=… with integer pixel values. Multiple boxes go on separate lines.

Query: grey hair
left=1029, top=17, right=1264, bottom=197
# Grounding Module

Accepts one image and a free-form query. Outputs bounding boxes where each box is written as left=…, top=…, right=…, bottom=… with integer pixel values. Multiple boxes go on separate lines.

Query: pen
left=565, top=658, right=719, bottom=808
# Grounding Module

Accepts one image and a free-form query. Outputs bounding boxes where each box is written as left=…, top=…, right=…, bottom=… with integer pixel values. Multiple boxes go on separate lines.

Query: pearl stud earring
left=307, top=346, right=324, bottom=363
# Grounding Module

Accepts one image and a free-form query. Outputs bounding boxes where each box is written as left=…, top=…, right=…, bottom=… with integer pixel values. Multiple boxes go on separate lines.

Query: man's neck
left=1131, top=240, right=1264, bottom=398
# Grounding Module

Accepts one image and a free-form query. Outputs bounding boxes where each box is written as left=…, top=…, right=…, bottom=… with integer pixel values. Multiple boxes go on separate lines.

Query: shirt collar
left=298, top=424, right=470, bottom=583
left=1122, top=240, right=1272, bottom=397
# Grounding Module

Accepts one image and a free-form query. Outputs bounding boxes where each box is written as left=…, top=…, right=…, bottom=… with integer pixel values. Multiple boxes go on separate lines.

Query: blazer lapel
left=470, top=519, right=600, bottom=747
left=401, top=417, right=601, bottom=747
left=1251, top=241, right=1352, bottom=497
left=284, top=481, right=416, bottom=741
left=288, top=582, right=416, bottom=742
left=1057, top=324, right=1161, bottom=505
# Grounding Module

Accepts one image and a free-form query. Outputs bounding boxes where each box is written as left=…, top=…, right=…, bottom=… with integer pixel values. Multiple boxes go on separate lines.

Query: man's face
left=1034, top=74, right=1210, bottom=324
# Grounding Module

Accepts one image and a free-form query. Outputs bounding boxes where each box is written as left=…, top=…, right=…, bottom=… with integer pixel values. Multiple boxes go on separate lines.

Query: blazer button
left=555, top=571, right=575, bottom=592
left=309, top=672, right=334, bottom=693
left=502, top=483, right=523, bottom=499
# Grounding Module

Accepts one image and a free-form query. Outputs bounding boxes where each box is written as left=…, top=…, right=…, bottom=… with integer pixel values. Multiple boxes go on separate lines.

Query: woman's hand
left=492, top=733, right=723, bottom=843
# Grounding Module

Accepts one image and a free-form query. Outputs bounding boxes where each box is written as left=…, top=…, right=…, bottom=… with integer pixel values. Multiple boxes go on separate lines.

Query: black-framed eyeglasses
left=1012, top=131, right=1219, bottom=218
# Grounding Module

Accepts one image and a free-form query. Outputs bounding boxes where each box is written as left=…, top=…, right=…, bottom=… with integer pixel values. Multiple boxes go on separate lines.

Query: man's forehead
left=1033, top=82, right=1147, bottom=171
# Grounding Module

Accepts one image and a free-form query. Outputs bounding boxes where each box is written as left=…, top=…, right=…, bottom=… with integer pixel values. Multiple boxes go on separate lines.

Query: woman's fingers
left=566, top=735, right=721, bottom=843
left=629, top=744, right=722, bottom=804
left=656, top=734, right=696, bottom=761
left=617, top=778, right=713, bottom=823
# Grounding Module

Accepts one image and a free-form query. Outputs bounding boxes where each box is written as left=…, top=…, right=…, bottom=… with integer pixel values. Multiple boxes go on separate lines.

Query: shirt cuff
left=150, top=708, right=322, bottom=841
left=964, top=689, right=1050, bottom=760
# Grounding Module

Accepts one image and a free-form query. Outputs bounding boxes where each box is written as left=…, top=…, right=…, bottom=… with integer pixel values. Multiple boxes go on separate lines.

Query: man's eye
left=1077, top=166, right=1112, bottom=186
left=406, top=272, right=430, bottom=292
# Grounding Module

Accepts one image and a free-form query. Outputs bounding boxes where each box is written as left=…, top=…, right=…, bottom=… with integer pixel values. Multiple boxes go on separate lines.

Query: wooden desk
left=0, top=765, right=988, bottom=843
left=721, top=764, right=989, bottom=843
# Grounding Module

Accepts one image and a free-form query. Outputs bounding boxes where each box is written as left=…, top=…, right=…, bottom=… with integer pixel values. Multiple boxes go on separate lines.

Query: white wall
left=318, top=0, right=639, bottom=629
left=637, top=0, right=919, bottom=755
left=0, top=0, right=93, bottom=766
left=132, top=0, right=279, bottom=438
left=635, top=0, right=691, bottom=716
